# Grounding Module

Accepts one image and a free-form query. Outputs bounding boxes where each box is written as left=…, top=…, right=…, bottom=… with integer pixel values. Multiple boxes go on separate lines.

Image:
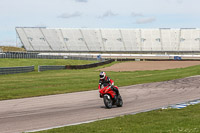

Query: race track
left=1, top=76, right=200, bottom=133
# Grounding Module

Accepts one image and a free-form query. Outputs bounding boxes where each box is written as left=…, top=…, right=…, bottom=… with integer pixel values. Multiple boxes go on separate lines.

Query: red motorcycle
left=99, top=85, right=123, bottom=109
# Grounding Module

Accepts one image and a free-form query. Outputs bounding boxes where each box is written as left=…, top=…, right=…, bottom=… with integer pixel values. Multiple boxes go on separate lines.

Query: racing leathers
left=98, top=76, right=119, bottom=97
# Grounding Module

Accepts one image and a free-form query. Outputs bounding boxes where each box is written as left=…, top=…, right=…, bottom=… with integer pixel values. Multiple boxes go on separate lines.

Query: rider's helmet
left=99, top=72, right=106, bottom=80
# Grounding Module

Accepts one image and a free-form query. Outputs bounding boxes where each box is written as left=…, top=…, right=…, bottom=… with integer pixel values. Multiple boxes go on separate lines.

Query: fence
left=0, top=66, right=34, bottom=75
left=65, top=56, right=105, bottom=61
left=0, top=52, right=64, bottom=59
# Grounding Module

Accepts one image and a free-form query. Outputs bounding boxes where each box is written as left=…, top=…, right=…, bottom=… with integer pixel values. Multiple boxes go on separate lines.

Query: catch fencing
left=0, top=66, right=34, bottom=75
left=65, top=56, right=105, bottom=61
left=0, top=52, right=64, bottom=59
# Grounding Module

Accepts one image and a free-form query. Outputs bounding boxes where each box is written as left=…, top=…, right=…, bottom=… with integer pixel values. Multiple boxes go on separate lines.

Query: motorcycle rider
left=98, top=72, right=119, bottom=98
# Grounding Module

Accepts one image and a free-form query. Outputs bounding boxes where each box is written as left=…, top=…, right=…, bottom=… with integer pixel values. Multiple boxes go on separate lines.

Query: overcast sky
left=0, top=0, right=200, bottom=46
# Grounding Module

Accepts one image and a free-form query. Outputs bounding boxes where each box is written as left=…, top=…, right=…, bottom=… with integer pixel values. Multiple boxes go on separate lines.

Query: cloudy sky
left=0, top=0, right=200, bottom=46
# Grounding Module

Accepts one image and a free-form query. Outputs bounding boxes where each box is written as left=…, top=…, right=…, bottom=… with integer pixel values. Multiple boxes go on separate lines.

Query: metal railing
left=0, top=66, right=34, bottom=75
left=38, top=65, right=66, bottom=72
left=64, top=56, right=105, bottom=61
left=0, top=52, right=64, bottom=59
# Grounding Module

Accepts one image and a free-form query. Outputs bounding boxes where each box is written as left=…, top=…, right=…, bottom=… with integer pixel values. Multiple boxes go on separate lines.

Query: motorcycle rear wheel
left=117, top=95, right=123, bottom=107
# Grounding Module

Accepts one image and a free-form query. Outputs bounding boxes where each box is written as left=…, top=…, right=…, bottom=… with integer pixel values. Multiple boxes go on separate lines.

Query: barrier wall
left=0, top=66, right=34, bottom=75
left=38, top=65, right=66, bottom=72
left=38, top=59, right=114, bottom=72
left=65, top=59, right=114, bottom=69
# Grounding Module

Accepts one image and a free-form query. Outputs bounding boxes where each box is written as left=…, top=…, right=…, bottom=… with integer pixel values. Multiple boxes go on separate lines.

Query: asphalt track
left=1, top=76, right=200, bottom=133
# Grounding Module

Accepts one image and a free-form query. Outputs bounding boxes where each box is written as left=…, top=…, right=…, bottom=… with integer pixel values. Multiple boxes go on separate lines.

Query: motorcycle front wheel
left=103, top=95, right=112, bottom=109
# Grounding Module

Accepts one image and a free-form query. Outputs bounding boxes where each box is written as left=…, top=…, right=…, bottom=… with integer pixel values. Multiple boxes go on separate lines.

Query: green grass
left=35, top=104, right=200, bottom=133
left=0, top=58, right=97, bottom=71
left=0, top=46, right=25, bottom=52
left=0, top=60, right=200, bottom=100
left=2, top=59, right=200, bottom=132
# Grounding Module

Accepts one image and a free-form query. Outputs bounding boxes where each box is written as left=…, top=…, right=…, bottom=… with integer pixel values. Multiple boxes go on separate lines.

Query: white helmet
left=99, top=72, right=106, bottom=79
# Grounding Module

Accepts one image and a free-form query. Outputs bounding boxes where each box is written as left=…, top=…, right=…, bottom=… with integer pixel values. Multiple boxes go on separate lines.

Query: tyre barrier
left=116, top=59, right=136, bottom=61
left=0, top=66, right=34, bottom=75
left=38, top=59, right=114, bottom=72
left=65, top=59, right=114, bottom=69
left=0, top=60, right=114, bottom=74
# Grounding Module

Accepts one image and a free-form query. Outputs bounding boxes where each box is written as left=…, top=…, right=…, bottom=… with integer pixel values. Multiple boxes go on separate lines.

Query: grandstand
left=16, top=27, right=200, bottom=54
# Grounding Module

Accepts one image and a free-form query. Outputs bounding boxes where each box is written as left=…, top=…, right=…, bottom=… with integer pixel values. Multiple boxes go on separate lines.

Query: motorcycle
left=99, top=85, right=123, bottom=109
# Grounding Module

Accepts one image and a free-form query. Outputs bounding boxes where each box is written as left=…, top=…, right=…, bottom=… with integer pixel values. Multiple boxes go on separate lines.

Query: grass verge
left=0, top=58, right=98, bottom=71
left=35, top=104, right=200, bottom=133
left=0, top=60, right=200, bottom=100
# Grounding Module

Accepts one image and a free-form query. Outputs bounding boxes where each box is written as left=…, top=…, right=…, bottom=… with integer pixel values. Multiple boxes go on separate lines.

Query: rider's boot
left=114, top=95, right=118, bottom=101
left=112, top=87, right=119, bottom=102
left=113, top=87, right=119, bottom=97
